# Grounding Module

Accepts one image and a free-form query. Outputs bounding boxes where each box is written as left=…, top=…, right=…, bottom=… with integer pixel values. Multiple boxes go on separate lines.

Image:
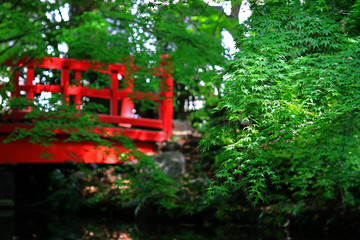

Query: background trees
left=0, top=0, right=235, bottom=119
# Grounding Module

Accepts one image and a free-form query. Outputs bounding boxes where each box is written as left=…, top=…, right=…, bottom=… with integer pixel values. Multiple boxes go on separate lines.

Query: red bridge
left=0, top=56, right=173, bottom=164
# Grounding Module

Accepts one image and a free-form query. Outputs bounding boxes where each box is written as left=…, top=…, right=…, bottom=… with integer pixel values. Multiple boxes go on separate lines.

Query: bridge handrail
left=3, top=55, right=173, bottom=140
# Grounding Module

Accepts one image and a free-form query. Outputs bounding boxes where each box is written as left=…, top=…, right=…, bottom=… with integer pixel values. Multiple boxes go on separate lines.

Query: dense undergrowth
left=47, top=146, right=360, bottom=233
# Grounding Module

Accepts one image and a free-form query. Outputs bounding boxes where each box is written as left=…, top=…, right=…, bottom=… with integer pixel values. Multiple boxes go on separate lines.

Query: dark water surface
left=1, top=208, right=357, bottom=240
left=1, top=165, right=359, bottom=240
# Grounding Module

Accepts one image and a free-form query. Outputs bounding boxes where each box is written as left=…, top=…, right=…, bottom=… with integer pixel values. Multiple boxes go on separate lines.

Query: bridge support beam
left=0, top=135, right=155, bottom=164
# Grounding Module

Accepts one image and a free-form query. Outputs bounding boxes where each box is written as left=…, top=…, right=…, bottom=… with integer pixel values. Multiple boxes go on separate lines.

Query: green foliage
left=113, top=154, right=179, bottom=212
left=0, top=0, right=233, bottom=118
left=49, top=152, right=213, bottom=217
left=4, top=94, right=133, bottom=152
left=0, top=0, right=230, bottom=218
left=348, top=0, right=360, bottom=35
left=0, top=0, right=47, bottom=63
left=0, top=0, right=234, bottom=160
left=202, top=0, right=360, bottom=209
left=110, top=154, right=213, bottom=217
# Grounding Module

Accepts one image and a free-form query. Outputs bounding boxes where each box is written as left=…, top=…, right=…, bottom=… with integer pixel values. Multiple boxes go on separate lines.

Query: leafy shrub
left=202, top=0, right=360, bottom=210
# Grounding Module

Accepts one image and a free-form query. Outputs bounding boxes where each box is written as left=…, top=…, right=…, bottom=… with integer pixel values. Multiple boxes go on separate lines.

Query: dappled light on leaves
left=202, top=0, right=360, bottom=211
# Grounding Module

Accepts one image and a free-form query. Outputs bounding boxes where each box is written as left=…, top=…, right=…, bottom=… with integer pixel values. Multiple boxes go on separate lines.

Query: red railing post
left=159, top=54, right=173, bottom=140
left=74, top=70, right=82, bottom=109
left=61, top=66, right=70, bottom=101
left=121, top=76, right=134, bottom=118
left=27, top=66, right=34, bottom=100
left=120, top=57, right=135, bottom=119
left=110, top=71, right=119, bottom=116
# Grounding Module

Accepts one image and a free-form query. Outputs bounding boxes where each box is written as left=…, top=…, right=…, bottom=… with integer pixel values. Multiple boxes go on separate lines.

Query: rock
left=172, top=119, right=193, bottom=136
left=161, top=141, right=180, bottom=151
left=153, top=151, right=186, bottom=179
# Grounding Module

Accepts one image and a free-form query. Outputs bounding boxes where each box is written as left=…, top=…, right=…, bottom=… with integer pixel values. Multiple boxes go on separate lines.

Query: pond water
left=0, top=208, right=355, bottom=240
left=1, top=166, right=358, bottom=240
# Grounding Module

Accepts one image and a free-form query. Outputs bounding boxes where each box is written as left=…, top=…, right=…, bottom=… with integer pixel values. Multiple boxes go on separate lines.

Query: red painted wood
left=61, top=66, right=70, bottom=101
left=98, top=115, right=163, bottom=129
left=1, top=56, right=173, bottom=164
left=2, top=112, right=164, bottom=130
left=120, top=77, right=135, bottom=119
left=0, top=135, right=154, bottom=164
left=0, top=124, right=167, bottom=142
left=110, top=71, right=119, bottom=116
left=23, top=57, right=127, bottom=74
left=159, top=55, right=173, bottom=139
left=26, top=67, right=34, bottom=100
left=74, top=71, right=82, bottom=108
left=66, top=86, right=82, bottom=95
left=81, top=88, right=111, bottom=99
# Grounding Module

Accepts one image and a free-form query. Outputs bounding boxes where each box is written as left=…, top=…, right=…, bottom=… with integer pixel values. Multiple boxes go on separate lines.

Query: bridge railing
left=2, top=55, right=173, bottom=140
